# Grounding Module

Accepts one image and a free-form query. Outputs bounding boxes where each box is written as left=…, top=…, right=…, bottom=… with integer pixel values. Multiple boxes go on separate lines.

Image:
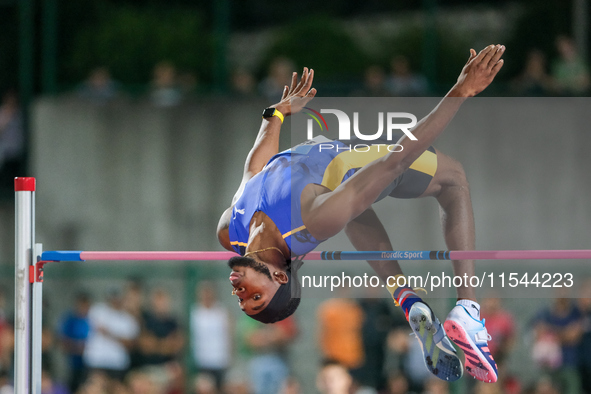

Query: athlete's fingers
left=488, top=45, right=505, bottom=68
left=307, top=87, right=317, bottom=98
left=473, top=45, right=494, bottom=65
left=480, top=45, right=498, bottom=67
left=296, top=67, right=309, bottom=92
left=289, top=72, right=298, bottom=93
left=281, top=85, right=289, bottom=101
left=303, top=69, right=314, bottom=92
left=491, top=59, right=504, bottom=77
left=466, top=48, right=477, bottom=64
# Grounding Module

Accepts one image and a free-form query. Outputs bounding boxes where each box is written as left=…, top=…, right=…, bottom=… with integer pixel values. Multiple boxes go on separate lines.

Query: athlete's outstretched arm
left=217, top=68, right=316, bottom=250
left=232, top=67, right=317, bottom=205
left=302, top=45, right=505, bottom=240
left=239, top=69, right=316, bottom=186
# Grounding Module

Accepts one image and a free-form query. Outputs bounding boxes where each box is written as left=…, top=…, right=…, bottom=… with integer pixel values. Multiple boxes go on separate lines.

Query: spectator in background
left=138, top=288, right=184, bottom=366
left=231, top=68, right=257, bottom=97
left=385, top=325, right=431, bottom=392
left=511, top=49, right=554, bottom=96
left=73, top=370, right=110, bottom=394
left=354, top=288, right=398, bottom=391
left=124, top=278, right=144, bottom=322
left=192, top=373, right=217, bottom=394
left=0, top=371, right=11, bottom=394
left=41, top=369, right=70, bottom=394
left=352, top=66, right=390, bottom=97
left=577, top=279, right=591, bottom=394
left=385, top=55, right=429, bottom=96
left=479, top=298, right=520, bottom=394
left=480, top=297, right=516, bottom=367
left=386, top=373, right=410, bottom=394
left=280, top=376, right=301, bottom=394
left=150, top=62, right=182, bottom=107
left=258, top=57, right=295, bottom=103
left=136, top=287, right=184, bottom=368
left=532, top=292, right=583, bottom=394
left=421, top=377, right=448, bottom=394
left=472, top=380, right=503, bottom=394
left=123, top=278, right=145, bottom=371
left=77, top=67, right=119, bottom=104
left=237, top=314, right=297, bottom=394
left=317, top=296, right=364, bottom=370
left=316, top=360, right=353, bottom=394
left=83, top=288, right=139, bottom=381
left=178, top=72, right=198, bottom=97
left=190, top=282, right=232, bottom=390
left=222, top=375, right=250, bottom=394
left=552, top=36, right=590, bottom=96
left=60, top=292, right=91, bottom=392
left=0, top=288, right=11, bottom=379
left=125, top=369, right=161, bottom=394
left=529, top=375, right=561, bottom=394
left=0, top=90, right=24, bottom=183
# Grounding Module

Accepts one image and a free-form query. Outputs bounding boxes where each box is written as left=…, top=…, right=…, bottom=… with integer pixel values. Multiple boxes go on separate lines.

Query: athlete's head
left=228, top=256, right=301, bottom=323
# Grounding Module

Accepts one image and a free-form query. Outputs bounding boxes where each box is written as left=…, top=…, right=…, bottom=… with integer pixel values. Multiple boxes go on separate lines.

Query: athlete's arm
left=238, top=68, right=316, bottom=190
left=390, top=45, right=505, bottom=172
left=216, top=68, right=317, bottom=249
left=302, top=45, right=505, bottom=240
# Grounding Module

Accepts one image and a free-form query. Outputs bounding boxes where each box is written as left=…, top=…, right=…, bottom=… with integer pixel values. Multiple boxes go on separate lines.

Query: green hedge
left=67, top=5, right=213, bottom=86
left=259, top=15, right=370, bottom=80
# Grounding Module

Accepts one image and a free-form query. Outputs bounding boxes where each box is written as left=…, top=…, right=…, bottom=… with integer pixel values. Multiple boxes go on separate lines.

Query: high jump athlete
left=217, top=44, right=505, bottom=383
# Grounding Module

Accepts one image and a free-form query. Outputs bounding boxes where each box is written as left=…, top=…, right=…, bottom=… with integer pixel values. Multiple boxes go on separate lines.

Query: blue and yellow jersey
left=228, top=136, right=437, bottom=257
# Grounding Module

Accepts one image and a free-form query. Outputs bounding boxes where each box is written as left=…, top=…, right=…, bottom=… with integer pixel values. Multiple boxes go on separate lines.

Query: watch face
left=262, top=108, right=275, bottom=118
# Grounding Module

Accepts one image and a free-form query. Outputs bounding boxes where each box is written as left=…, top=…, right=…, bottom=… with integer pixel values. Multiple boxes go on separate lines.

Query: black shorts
left=342, top=136, right=438, bottom=200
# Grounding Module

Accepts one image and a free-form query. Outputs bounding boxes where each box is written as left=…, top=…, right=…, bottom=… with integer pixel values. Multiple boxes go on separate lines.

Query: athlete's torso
left=228, top=135, right=436, bottom=256
left=228, top=136, right=349, bottom=256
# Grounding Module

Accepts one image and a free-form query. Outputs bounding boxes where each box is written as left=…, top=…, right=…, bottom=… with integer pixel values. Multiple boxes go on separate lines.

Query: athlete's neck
left=247, top=211, right=290, bottom=269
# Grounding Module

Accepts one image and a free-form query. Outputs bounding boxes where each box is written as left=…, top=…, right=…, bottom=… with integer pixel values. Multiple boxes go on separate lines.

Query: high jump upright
left=14, top=177, right=42, bottom=394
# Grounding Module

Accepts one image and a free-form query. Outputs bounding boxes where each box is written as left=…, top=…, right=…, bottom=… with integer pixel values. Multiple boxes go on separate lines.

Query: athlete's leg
left=418, top=150, right=498, bottom=382
left=344, top=208, right=403, bottom=280
left=301, top=148, right=425, bottom=241
left=419, top=150, right=476, bottom=301
left=345, top=208, right=463, bottom=382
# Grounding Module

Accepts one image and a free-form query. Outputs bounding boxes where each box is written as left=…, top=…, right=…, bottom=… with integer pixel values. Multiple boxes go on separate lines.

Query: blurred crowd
left=71, top=35, right=590, bottom=109
left=1, top=277, right=591, bottom=394
left=0, top=34, right=589, bottom=192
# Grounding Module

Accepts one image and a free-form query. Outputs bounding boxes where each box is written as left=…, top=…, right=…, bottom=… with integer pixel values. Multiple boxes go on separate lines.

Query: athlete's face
left=228, top=258, right=281, bottom=315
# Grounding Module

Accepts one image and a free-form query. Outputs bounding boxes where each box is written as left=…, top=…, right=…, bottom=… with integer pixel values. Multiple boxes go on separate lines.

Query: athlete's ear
left=273, top=271, right=289, bottom=284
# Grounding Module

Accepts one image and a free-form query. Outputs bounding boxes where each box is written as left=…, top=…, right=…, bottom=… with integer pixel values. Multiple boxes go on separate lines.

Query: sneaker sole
left=444, top=319, right=498, bottom=383
left=408, top=305, right=463, bottom=382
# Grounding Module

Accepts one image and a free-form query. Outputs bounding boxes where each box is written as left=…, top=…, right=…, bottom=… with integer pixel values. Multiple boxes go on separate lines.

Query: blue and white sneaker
left=444, top=305, right=498, bottom=383
left=408, top=302, right=463, bottom=382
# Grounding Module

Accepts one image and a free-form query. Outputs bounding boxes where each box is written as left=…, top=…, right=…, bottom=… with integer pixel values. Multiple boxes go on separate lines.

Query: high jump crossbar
left=13, top=177, right=591, bottom=394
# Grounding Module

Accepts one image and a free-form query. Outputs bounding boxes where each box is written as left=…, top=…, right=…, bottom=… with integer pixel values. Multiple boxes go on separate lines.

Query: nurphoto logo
left=304, top=107, right=418, bottom=152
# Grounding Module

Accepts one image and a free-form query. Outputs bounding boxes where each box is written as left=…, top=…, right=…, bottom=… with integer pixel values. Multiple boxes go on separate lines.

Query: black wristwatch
left=262, top=107, right=284, bottom=123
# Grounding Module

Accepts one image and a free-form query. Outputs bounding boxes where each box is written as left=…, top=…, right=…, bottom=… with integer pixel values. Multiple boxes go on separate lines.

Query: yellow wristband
left=262, top=108, right=284, bottom=123
left=273, top=109, right=284, bottom=123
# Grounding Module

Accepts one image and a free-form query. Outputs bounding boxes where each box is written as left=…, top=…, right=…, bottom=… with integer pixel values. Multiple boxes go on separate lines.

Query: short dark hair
left=266, top=296, right=300, bottom=324
left=228, top=256, right=272, bottom=280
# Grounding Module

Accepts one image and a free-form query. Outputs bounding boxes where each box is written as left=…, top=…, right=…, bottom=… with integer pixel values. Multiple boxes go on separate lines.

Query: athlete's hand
left=273, top=67, right=317, bottom=116
left=452, top=45, right=505, bottom=97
